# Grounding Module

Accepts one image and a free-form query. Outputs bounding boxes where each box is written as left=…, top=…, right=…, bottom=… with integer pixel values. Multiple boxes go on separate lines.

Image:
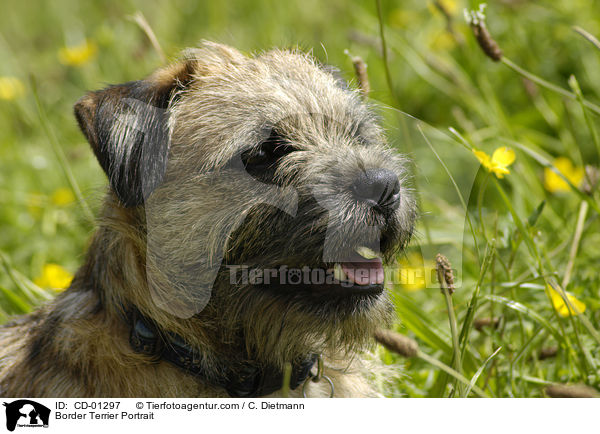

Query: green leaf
left=527, top=200, right=546, bottom=228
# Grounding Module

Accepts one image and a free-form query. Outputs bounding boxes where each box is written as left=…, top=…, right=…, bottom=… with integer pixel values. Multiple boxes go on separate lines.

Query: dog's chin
left=215, top=246, right=398, bottom=362
left=209, top=261, right=394, bottom=365
left=234, top=280, right=393, bottom=365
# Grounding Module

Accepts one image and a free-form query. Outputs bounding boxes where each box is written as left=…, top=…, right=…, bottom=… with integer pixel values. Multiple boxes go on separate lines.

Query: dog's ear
left=74, top=60, right=196, bottom=207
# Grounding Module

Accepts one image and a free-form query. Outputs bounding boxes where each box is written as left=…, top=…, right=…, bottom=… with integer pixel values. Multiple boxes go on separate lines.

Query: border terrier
left=0, top=41, right=416, bottom=397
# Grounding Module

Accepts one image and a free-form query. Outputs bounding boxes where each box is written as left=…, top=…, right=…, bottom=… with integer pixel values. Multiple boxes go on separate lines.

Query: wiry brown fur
left=0, top=42, right=415, bottom=397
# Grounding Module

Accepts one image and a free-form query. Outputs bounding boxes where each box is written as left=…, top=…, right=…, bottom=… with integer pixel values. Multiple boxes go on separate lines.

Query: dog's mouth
left=240, top=246, right=387, bottom=297
left=328, top=247, right=385, bottom=295
left=336, top=247, right=385, bottom=285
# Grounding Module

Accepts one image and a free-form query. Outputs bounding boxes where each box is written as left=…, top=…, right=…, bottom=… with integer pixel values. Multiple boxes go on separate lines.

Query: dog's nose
left=351, top=168, right=400, bottom=209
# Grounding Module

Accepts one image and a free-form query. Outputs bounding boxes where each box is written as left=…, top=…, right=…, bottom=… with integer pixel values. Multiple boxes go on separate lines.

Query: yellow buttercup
left=34, top=264, right=74, bottom=291
left=548, top=286, right=586, bottom=317
left=472, top=146, right=516, bottom=178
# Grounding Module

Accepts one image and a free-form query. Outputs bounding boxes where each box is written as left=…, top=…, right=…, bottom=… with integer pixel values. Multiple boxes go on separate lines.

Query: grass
left=1, top=0, right=599, bottom=397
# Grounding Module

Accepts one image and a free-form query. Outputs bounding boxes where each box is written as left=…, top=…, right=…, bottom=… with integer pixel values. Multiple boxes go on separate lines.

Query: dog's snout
left=351, top=168, right=400, bottom=209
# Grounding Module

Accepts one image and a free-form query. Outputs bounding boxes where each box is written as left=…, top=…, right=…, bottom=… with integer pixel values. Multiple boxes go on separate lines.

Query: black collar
left=127, top=308, right=317, bottom=397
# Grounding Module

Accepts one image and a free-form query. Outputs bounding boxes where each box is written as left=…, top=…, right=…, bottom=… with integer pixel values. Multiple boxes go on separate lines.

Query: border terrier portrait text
left=0, top=42, right=416, bottom=397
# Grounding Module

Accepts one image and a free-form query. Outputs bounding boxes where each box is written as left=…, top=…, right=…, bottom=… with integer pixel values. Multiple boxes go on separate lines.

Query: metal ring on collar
left=302, top=374, right=334, bottom=398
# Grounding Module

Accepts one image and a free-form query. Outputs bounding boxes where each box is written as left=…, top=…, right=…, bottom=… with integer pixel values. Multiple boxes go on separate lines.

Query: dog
left=0, top=41, right=416, bottom=397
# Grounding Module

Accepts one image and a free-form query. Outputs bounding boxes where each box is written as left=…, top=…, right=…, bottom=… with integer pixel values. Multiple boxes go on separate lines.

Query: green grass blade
left=30, top=76, right=96, bottom=227
left=459, top=241, right=496, bottom=360
left=501, top=57, right=600, bottom=116
left=417, top=123, right=481, bottom=260
left=482, top=295, right=563, bottom=343
left=394, top=291, right=480, bottom=372
left=0, top=285, right=31, bottom=315
left=417, top=350, right=487, bottom=398
left=464, top=346, right=502, bottom=398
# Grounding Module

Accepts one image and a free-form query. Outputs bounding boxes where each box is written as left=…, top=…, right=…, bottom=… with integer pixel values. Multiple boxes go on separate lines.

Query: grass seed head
left=538, top=347, right=558, bottom=361
left=545, top=384, right=599, bottom=398
left=374, top=328, right=419, bottom=358
left=435, top=253, right=455, bottom=295
left=473, top=317, right=500, bottom=331
left=345, top=50, right=370, bottom=97
left=464, top=4, right=503, bottom=61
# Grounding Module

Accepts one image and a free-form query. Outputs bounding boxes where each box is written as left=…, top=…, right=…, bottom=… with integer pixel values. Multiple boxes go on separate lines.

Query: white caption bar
left=0, top=398, right=596, bottom=433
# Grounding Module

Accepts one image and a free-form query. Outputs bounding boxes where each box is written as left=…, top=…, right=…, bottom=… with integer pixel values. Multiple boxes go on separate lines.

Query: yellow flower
left=472, top=146, right=515, bottom=178
left=548, top=286, right=586, bottom=317
left=393, top=252, right=436, bottom=291
left=427, top=0, right=458, bottom=16
left=0, top=76, right=25, bottom=100
left=51, top=188, right=75, bottom=206
left=543, top=157, right=585, bottom=193
left=58, top=39, right=97, bottom=66
left=34, top=264, right=74, bottom=291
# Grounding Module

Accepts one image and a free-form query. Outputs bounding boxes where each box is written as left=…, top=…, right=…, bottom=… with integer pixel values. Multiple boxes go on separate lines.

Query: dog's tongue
left=341, top=257, right=384, bottom=286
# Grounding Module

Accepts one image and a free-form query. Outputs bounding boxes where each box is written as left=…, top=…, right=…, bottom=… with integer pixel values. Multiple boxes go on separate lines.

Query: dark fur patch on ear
left=74, top=60, right=195, bottom=207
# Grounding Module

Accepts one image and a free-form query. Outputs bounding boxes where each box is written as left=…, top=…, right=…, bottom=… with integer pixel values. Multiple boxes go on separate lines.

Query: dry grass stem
left=130, top=11, right=167, bottom=64
left=374, top=328, right=419, bottom=358
left=545, top=384, right=599, bottom=398
left=583, top=165, right=599, bottom=195
left=573, top=26, right=600, bottom=51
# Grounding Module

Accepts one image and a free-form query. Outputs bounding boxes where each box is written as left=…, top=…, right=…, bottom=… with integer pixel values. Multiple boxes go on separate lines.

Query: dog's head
left=75, top=42, right=417, bottom=363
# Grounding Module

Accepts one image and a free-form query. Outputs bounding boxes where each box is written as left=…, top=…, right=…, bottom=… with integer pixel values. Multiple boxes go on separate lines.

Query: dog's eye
left=241, top=131, right=294, bottom=174
left=242, top=148, right=270, bottom=168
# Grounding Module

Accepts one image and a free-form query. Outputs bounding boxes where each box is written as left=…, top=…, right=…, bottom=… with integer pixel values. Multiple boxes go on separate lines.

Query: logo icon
left=3, top=400, right=50, bottom=432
